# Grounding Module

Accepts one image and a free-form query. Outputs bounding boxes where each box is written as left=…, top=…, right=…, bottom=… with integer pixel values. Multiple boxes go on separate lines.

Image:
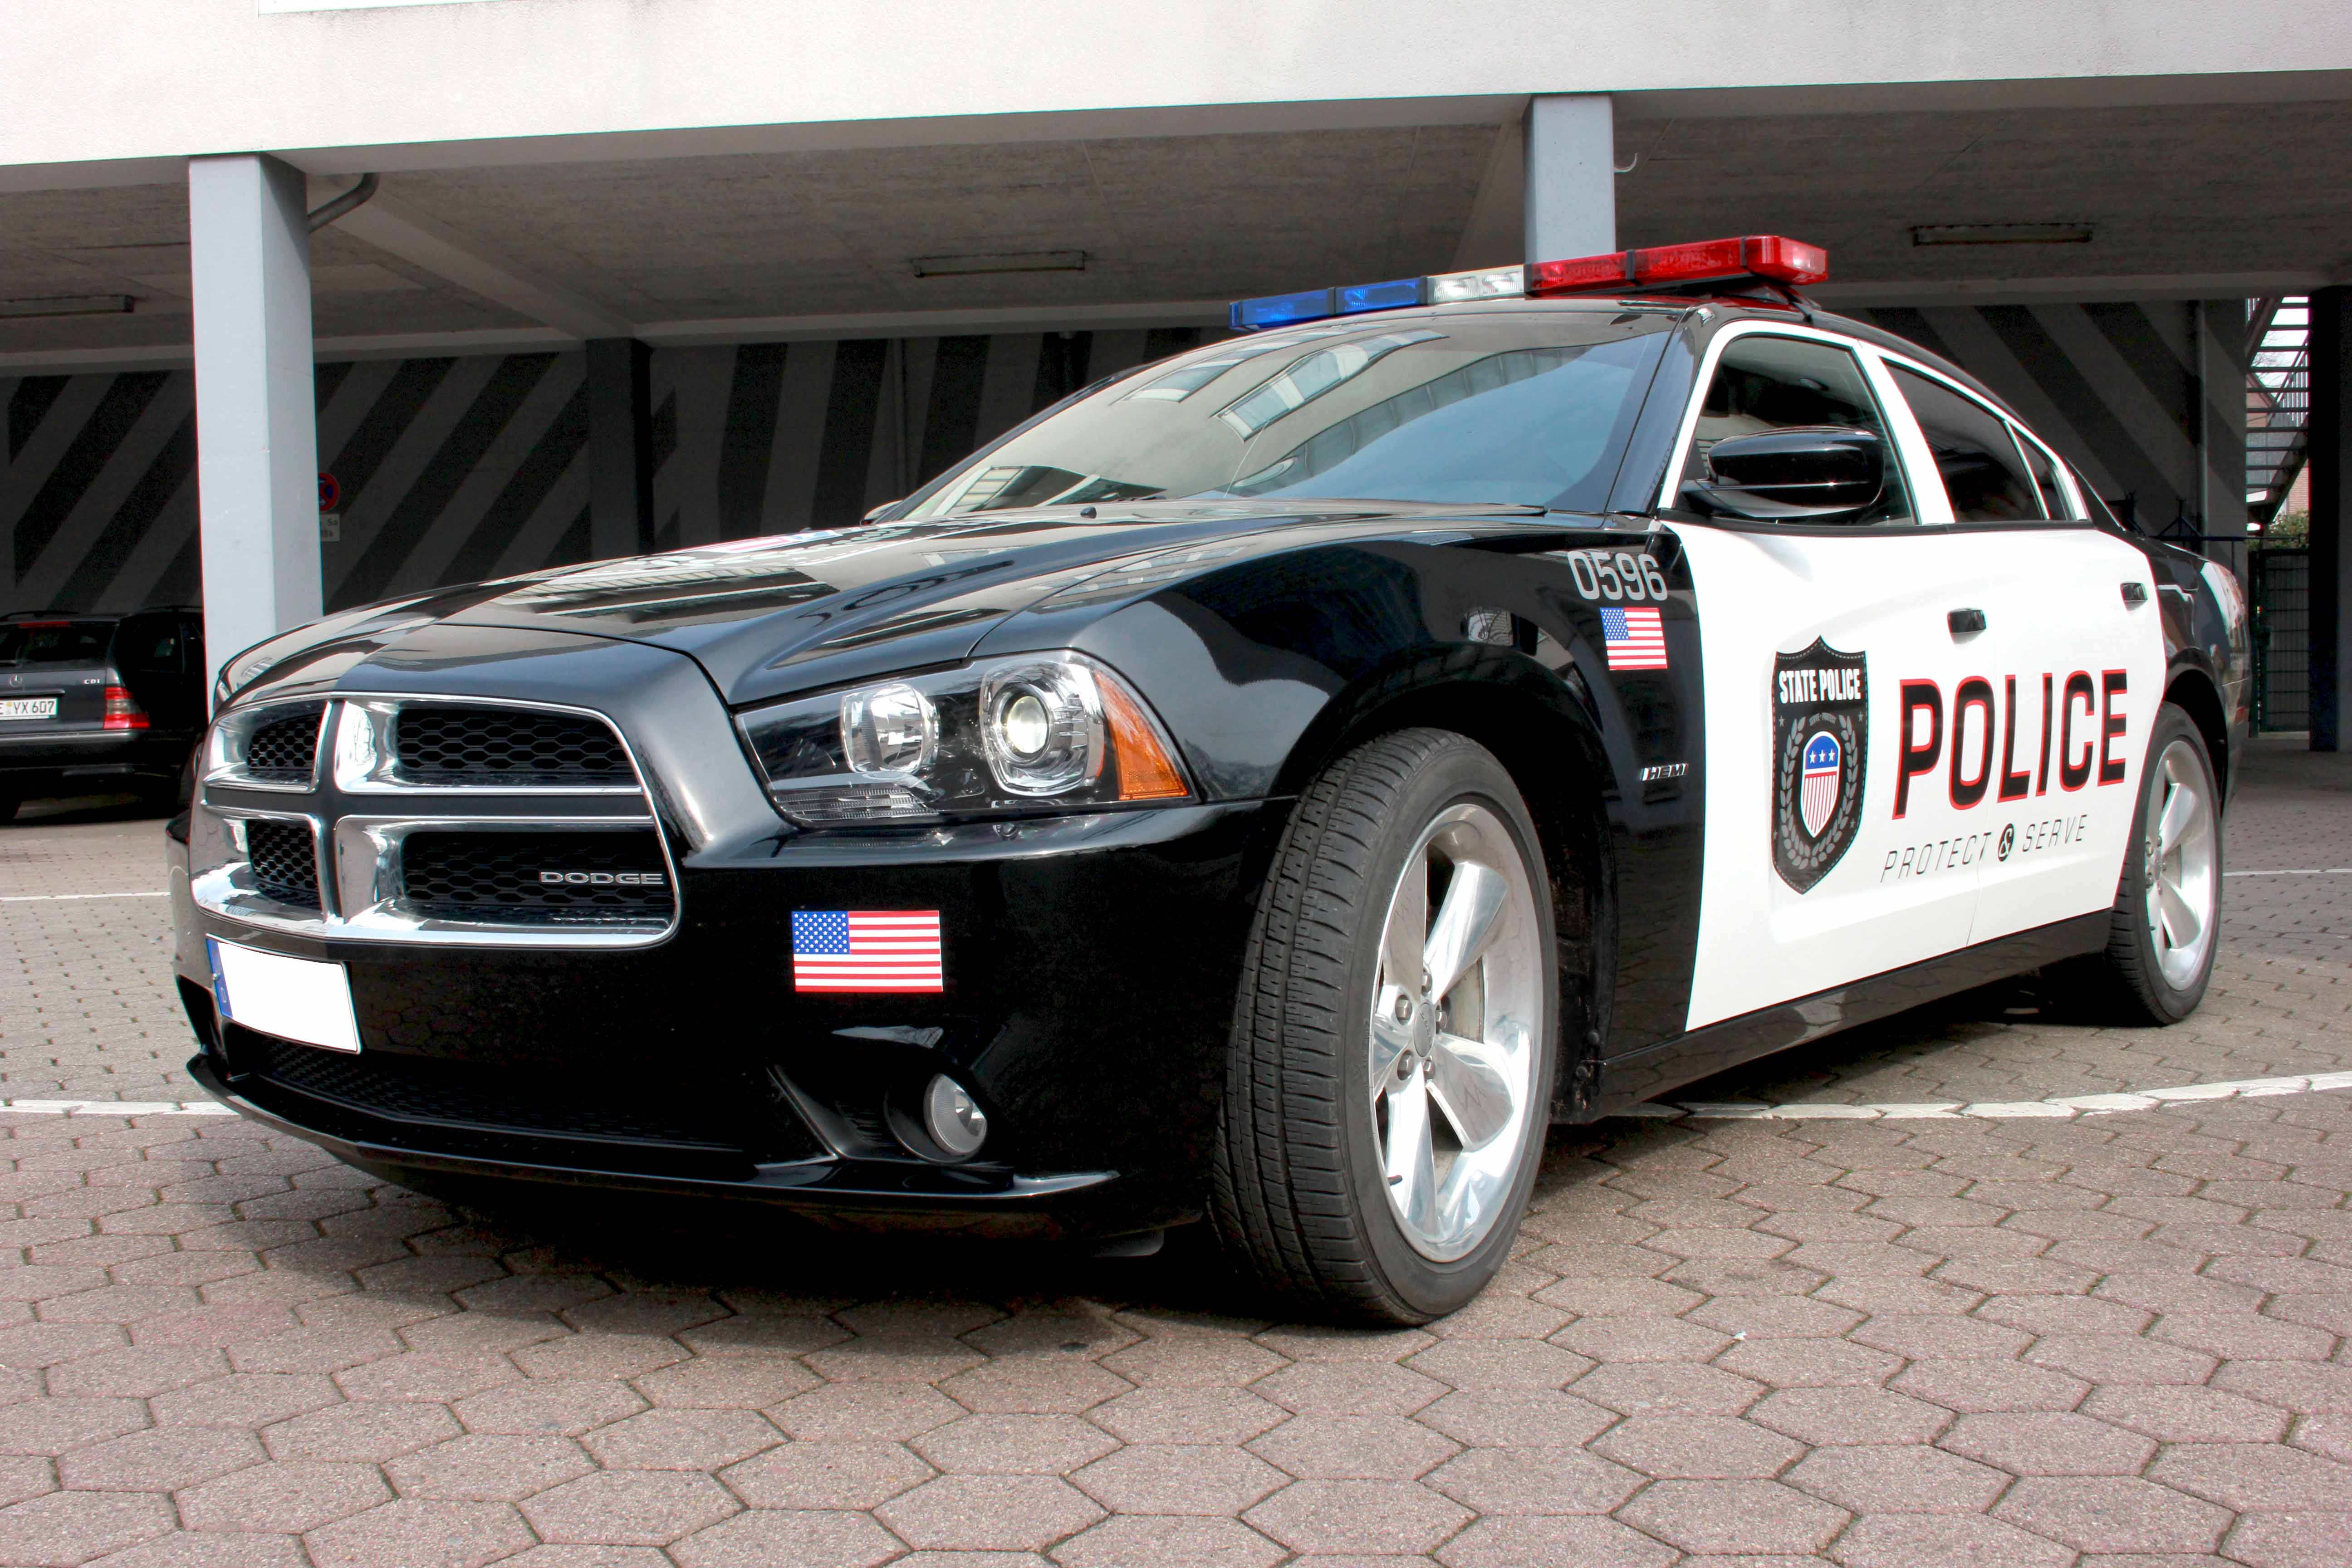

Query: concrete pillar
left=188, top=154, right=319, bottom=700
left=2309, top=286, right=2349, bottom=751
left=586, top=338, right=655, bottom=560
left=1523, top=95, right=1616, bottom=264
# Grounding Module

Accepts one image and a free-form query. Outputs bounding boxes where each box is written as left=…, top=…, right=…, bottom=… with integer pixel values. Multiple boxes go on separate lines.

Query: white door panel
left=1674, top=521, right=2010, bottom=1031
left=1970, top=530, right=2170, bottom=942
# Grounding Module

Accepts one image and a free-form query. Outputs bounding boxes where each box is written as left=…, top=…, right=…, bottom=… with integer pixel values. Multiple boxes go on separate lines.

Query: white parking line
left=0, top=1100, right=234, bottom=1116
left=0, top=891, right=168, bottom=902
left=2225, top=869, right=2352, bottom=877
left=1629, top=1070, right=2352, bottom=1122
left=7, top=1073, right=2348, bottom=1127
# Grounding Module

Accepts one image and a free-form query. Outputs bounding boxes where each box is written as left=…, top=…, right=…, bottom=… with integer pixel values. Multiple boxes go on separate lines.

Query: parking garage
left=2, top=4, right=2351, bottom=1563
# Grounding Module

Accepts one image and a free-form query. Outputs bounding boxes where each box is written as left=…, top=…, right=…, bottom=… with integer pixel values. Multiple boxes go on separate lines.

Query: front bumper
left=172, top=799, right=1280, bottom=1239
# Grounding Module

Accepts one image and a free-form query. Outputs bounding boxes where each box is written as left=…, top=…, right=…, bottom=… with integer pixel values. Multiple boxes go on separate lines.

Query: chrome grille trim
left=196, top=807, right=334, bottom=926
left=202, top=699, right=329, bottom=793
left=333, top=817, right=672, bottom=942
left=332, top=696, right=646, bottom=795
left=191, top=693, right=680, bottom=950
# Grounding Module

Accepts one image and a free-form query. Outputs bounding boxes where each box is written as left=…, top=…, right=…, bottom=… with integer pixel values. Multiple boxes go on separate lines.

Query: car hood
left=302, top=500, right=1552, bottom=707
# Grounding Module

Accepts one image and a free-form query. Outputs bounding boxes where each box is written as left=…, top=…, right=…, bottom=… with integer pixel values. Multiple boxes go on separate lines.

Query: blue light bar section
left=1337, top=277, right=1427, bottom=314
left=1230, top=288, right=1335, bottom=332
left=1230, top=276, right=1435, bottom=331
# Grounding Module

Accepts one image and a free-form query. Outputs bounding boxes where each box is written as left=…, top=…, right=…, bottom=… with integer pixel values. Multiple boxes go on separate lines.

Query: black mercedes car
left=171, top=235, right=2245, bottom=1323
left=1, top=608, right=207, bottom=819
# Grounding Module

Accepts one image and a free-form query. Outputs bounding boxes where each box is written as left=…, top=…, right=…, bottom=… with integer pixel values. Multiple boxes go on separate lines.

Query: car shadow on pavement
left=360, top=964, right=2103, bottom=1330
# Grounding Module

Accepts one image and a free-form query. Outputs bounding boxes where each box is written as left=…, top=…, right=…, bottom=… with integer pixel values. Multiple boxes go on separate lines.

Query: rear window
left=0, top=622, right=111, bottom=666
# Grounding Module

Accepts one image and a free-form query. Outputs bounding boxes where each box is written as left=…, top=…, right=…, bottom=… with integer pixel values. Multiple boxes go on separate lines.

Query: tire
left=0, top=796, right=18, bottom=825
left=1211, top=728, right=1558, bottom=1325
left=2088, top=701, right=2223, bottom=1024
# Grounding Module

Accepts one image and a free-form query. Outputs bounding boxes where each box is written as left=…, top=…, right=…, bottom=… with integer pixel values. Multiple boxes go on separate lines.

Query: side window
left=117, top=618, right=182, bottom=674
left=1678, top=335, right=1911, bottom=524
left=1887, top=366, right=2044, bottom=522
left=2012, top=428, right=2077, bottom=519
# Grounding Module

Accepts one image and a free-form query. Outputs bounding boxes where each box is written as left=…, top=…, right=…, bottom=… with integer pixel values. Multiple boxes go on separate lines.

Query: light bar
left=1230, top=277, right=1426, bottom=332
left=1226, top=236, right=1827, bottom=329
left=1527, top=235, right=1828, bottom=297
left=1427, top=265, right=1524, bottom=304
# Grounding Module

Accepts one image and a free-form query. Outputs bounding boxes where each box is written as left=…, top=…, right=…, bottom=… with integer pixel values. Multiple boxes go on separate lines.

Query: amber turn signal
left=1102, top=676, right=1189, bottom=801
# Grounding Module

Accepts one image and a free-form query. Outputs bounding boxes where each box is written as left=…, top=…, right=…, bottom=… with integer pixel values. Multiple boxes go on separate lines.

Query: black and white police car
left=172, top=235, right=2246, bottom=1324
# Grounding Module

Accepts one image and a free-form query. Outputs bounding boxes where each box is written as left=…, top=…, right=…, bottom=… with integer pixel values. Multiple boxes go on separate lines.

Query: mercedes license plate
left=0, top=697, right=58, bottom=721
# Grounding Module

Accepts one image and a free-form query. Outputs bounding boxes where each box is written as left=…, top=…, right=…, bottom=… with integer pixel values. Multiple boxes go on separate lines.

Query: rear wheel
left=2089, top=701, right=2221, bottom=1023
left=0, top=795, right=19, bottom=825
left=1212, top=729, right=1557, bottom=1324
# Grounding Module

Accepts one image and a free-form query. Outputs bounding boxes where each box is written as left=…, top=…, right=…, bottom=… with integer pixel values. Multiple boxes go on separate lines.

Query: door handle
left=1947, top=608, right=1987, bottom=635
left=2121, top=582, right=2149, bottom=606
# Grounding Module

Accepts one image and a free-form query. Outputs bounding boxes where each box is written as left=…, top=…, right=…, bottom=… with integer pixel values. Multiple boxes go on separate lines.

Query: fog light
left=924, top=1075, right=988, bottom=1158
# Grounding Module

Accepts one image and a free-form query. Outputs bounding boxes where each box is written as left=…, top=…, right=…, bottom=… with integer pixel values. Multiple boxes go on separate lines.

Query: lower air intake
left=228, top=1032, right=825, bottom=1167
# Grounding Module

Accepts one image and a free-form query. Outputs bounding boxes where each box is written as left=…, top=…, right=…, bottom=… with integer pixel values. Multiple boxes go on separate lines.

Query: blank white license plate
left=206, top=938, right=362, bottom=1054
left=0, top=698, right=57, bottom=721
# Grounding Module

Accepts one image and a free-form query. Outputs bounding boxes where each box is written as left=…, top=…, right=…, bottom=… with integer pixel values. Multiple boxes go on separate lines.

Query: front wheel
left=1212, top=729, right=1557, bottom=1324
left=2088, top=701, right=2222, bottom=1023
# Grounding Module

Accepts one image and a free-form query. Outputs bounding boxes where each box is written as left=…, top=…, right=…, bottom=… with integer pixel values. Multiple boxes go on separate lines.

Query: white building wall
left=8, top=0, right=2352, bottom=184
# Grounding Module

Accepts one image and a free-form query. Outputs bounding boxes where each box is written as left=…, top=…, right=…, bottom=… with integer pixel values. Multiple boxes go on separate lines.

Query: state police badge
left=1773, top=640, right=1868, bottom=892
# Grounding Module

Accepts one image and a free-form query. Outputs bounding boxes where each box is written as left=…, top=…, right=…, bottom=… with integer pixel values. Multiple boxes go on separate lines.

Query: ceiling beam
left=1450, top=120, right=1527, bottom=272
left=316, top=180, right=634, bottom=340
left=636, top=298, right=1230, bottom=348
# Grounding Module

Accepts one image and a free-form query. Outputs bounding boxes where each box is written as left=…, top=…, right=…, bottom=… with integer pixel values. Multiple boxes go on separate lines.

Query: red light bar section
left=1526, top=234, right=1828, bottom=297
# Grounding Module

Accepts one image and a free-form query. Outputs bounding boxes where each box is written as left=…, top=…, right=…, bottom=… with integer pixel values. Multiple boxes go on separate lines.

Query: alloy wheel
left=2141, top=737, right=2218, bottom=990
left=1367, top=801, right=1542, bottom=1262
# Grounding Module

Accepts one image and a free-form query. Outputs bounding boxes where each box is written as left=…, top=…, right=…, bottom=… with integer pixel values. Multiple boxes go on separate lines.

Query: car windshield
left=900, top=309, right=1676, bottom=519
left=0, top=622, right=110, bottom=665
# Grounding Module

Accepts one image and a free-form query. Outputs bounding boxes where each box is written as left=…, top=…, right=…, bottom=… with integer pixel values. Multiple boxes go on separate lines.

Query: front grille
left=244, top=820, right=320, bottom=908
left=235, top=1032, right=755, bottom=1151
left=398, top=831, right=669, bottom=924
left=395, top=707, right=634, bottom=787
left=245, top=706, right=323, bottom=784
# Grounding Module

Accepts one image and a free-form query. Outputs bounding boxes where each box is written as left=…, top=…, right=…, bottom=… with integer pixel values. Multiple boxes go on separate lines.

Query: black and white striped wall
left=2, top=327, right=1206, bottom=617
left=0, top=303, right=2247, bottom=619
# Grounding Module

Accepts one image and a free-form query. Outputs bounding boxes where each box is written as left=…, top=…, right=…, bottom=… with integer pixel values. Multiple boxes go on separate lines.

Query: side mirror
left=1681, top=425, right=1885, bottom=522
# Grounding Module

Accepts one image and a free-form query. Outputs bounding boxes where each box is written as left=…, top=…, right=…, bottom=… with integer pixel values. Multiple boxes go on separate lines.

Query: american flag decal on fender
left=1600, top=607, right=1669, bottom=670
left=791, top=911, right=944, bottom=993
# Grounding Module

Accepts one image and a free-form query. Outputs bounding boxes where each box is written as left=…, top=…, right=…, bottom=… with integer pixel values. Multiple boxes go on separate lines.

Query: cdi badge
left=1773, top=640, right=1868, bottom=892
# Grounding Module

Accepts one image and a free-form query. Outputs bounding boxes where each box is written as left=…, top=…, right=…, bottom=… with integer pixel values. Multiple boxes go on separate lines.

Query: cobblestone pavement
left=0, top=741, right=2344, bottom=1567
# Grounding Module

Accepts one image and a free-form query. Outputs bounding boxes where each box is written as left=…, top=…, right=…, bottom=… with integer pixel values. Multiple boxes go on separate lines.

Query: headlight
left=739, top=651, right=1190, bottom=827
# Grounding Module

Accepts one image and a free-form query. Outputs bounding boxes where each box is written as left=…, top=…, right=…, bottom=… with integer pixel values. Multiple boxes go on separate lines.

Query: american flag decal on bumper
left=792, top=911, right=944, bottom=993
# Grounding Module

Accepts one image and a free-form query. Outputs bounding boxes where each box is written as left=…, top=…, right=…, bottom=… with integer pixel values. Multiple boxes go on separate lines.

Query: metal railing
left=2246, top=297, right=2311, bottom=527
left=2249, top=547, right=2309, bottom=732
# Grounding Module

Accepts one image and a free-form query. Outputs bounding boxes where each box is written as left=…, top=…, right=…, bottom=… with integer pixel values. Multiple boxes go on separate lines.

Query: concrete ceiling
left=1, top=98, right=2346, bottom=367
left=1619, top=100, right=2352, bottom=295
